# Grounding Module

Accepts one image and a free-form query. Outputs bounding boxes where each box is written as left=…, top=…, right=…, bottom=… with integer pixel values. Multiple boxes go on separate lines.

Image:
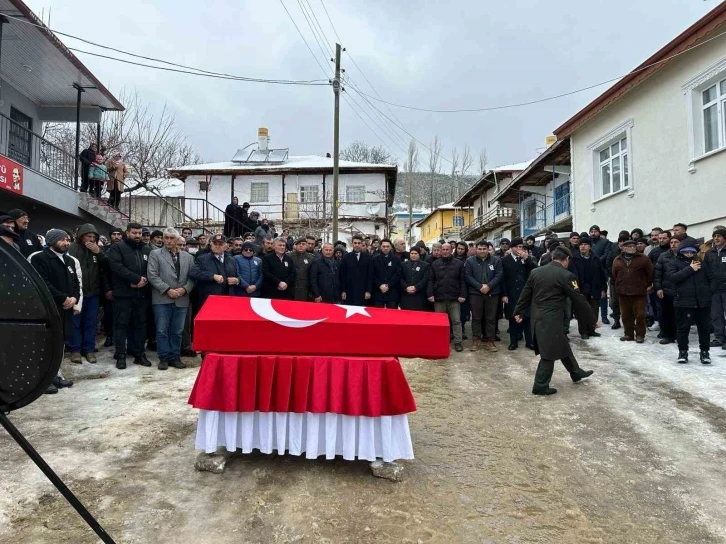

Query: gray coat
left=147, top=247, right=195, bottom=307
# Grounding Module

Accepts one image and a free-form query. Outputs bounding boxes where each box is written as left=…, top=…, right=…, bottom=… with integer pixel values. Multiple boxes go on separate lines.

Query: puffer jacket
left=463, top=254, right=503, bottom=296
left=705, top=242, right=726, bottom=294
left=67, top=223, right=110, bottom=296
left=653, top=250, right=678, bottom=297
left=427, top=256, right=466, bottom=302
left=668, top=238, right=711, bottom=308
left=234, top=254, right=263, bottom=296
left=590, top=236, right=612, bottom=260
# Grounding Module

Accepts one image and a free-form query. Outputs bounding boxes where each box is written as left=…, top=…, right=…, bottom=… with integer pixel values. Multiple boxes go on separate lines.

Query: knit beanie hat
left=0, top=224, right=19, bottom=241
left=45, top=229, right=69, bottom=246
left=712, top=227, right=726, bottom=239
left=7, top=209, right=28, bottom=220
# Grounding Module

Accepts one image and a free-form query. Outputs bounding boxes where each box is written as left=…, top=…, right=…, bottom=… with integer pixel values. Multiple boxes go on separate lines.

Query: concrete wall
left=571, top=27, right=726, bottom=240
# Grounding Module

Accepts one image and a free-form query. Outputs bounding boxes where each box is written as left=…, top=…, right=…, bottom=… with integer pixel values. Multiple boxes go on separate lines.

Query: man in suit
left=261, top=237, right=296, bottom=299
left=190, top=233, right=240, bottom=308
left=514, top=246, right=596, bottom=396
left=147, top=227, right=196, bottom=370
left=310, top=242, right=342, bottom=303
left=372, top=238, right=402, bottom=308
left=287, top=238, right=315, bottom=301
left=501, top=237, right=538, bottom=350
left=340, top=234, right=374, bottom=306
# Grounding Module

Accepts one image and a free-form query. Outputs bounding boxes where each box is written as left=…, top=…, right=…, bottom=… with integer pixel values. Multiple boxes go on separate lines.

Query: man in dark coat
left=654, top=236, right=680, bottom=345
left=464, top=240, right=504, bottom=351
left=287, top=238, right=315, bottom=301
left=427, top=243, right=467, bottom=352
left=705, top=227, right=726, bottom=349
left=340, top=234, right=373, bottom=306
left=310, top=242, right=341, bottom=303
left=572, top=236, right=606, bottom=340
left=372, top=238, right=402, bottom=308
left=79, top=142, right=97, bottom=193
left=261, top=237, right=296, bottom=300
left=189, top=233, right=240, bottom=309
left=501, top=237, right=537, bottom=350
left=399, top=246, right=430, bottom=311
left=588, top=225, right=612, bottom=324
left=513, top=246, right=595, bottom=396
left=8, top=209, right=42, bottom=259
left=669, top=237, right=713, bottom=364
left=106, top=222, right=153, bottom=369
left=525, top=236, right=543, bottom=260
left=605, top=234, right=629, bottom=330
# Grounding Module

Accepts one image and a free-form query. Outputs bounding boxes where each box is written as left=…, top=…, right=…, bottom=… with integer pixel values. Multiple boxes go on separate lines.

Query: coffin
left=193, top=296, right=450, bottom=359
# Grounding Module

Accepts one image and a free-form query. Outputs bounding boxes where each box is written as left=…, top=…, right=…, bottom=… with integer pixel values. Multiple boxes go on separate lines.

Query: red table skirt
left=188, top=354, right=417, bottom=417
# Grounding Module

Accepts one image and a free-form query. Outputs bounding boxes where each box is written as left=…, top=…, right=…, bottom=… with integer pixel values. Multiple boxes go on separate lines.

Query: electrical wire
left=349, top=25, right=726, bottom=113
left=295, top=0, right=334, bottom=74
left=8, top=13, right=328, bottom=86
left=68, top=47, right=329, bottom=85
left=318, top=0, right=343, bottom=44
left=278, top=0, right=331, bottom=77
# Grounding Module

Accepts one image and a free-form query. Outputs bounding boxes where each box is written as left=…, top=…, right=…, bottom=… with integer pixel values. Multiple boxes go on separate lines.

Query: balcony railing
left=0, top=113, right=76, bottom=189
left=522, top=194, right=571, bottom=236
left=460, top=206, right=519, bottom=240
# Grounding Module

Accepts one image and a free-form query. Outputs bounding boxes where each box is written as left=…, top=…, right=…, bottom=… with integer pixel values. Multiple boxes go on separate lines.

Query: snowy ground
left=0, top=321, right=725, bottom=543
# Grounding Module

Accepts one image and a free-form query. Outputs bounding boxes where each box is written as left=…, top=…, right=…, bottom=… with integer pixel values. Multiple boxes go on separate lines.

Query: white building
left=554, top=2, right=726, bottom=239
left=168, top=129, right=397, bottom=245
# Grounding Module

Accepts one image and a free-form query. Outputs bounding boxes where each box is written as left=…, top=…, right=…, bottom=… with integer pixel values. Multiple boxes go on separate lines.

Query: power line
left=343, top=90, right=407, bottom=153
left=278, top=0, right=331, bottom=78
left=319, top=0, right=343, bottom=44
left=303, top=0, right=334, bottom=56
left=295, top=0, right=333, bottom=74
left=342, top=94, right=401, bottom=159
left=8, top=13, right=327, bottom=85
left=350, top=25, right=726, bottom=113
left=68, top=47, right=329, bottom=85
left=342, top=75, right=407, bottom=149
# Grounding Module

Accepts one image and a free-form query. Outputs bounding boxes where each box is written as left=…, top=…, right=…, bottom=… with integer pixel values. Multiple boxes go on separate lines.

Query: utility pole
left=332, top=43, right=341, bottom=244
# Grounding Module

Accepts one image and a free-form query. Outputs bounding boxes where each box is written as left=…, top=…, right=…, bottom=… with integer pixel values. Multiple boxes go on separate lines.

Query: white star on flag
left=334, top=305, right=371, bottom=318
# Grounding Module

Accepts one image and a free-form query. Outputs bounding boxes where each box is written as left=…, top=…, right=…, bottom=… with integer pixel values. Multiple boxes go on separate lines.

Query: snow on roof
left=133, top=178, right=185, bottom=198
left=490, top=160, right=533, bottom=173
left=170, top=155, right=397, bottom=173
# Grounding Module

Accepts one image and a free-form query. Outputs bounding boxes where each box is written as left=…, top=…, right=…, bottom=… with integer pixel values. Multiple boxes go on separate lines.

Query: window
left=701, top=80, right=726, bottom=153
left=523, top=200, right=537, bottom=230
left=598, top=136, right=628, bottom=197
left=300, top=185, right=319, bottom=203
left=9, top=107, right=33, bottom=167
left=554, top=182, right=571, bottom=216
left=452, top=215, right=464, bottom=227
left=250, top=182, right=269, bottom=203
left=346, top=185, right=365, bottom=203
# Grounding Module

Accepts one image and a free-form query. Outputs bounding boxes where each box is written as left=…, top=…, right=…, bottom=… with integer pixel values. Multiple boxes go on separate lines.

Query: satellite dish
left=366, top=203, right=381, bottom=215
left=0, top=242, right=64, bottom=412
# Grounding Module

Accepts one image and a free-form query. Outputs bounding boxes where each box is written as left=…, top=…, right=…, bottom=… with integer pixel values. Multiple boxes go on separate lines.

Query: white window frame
left=250, top=182, right=269, bottom=203
left=299, top=184, right=319, bottom=204
left=587, top=118, right=634, bottom=207
left=682, top=55, right=726, bottom=173
left=452, top=215, right=464, bottom=227
left=345, top=185, right=365, bottom=203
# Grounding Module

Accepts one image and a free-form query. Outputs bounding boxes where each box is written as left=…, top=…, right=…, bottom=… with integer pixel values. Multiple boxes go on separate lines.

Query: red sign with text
left=0, top=155, right=23, bottom=195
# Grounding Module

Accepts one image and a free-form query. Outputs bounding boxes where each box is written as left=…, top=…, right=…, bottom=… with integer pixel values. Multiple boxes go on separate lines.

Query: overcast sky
left=26, top=0, right=721, bottom=171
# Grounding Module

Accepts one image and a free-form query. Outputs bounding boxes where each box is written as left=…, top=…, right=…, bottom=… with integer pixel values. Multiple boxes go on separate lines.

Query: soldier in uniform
left=513, top=246, right=596, bottom=395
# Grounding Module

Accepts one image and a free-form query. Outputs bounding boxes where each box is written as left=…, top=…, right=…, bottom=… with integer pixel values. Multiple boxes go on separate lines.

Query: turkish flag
left=193, top=296, right=450, bottom=359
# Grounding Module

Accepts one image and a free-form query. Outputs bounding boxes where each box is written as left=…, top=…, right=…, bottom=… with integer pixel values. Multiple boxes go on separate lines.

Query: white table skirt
left=196, top=410, right=414, bottom=463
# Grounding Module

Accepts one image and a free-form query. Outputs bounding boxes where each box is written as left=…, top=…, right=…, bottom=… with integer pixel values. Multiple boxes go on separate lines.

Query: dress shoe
left=83, top=352, right=97, bottom=364
left=601, top=317, right=610, bottom=325
left=659, top=338, right=674, bottom=345
left=470, top=338, right=480, bottom=352
left=589, top=331, right=601, bottom=337
left=454, top=343, right=463, bottom=352
left=181, top=348, right=198, bottom=358
left=69, top=352, right=82, bottom=364
left=508, top=343, right=518, bottom=351
left=635, top=337, right=645, bottom=344
left=44, top=384, right=59, bottom=394
left=532, top=387, right=557, bottom=396
left=116, top=359, right=127, bottom=370
left=53, top=376, right=73, bottom=388
left=525, top=344, right=535, bottom=350
left=484, top=342, right=498, bottom=352
left=158, top=359, right=169, bottom=370
left=611, top=320, right=621, bottom=330
left=620, top=336, right=634, bottom=342
left=170, top=358, right=187, bottom=369
left=572, top=369, right=594, bottom=383
left=133, top=356, right=152, bottom=367
left=103, top=337, right=114, bottom=347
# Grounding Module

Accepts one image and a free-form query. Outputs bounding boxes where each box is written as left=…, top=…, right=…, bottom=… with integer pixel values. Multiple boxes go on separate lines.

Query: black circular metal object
left=0, top=242, right=64, bottom=412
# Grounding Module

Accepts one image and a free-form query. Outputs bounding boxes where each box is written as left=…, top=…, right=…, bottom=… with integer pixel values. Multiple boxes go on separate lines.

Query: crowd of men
left=1, top=204, right=724, bottom=395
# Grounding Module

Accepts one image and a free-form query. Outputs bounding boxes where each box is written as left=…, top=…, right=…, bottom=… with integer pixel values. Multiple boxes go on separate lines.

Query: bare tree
left=459, top=144, right=473, bottom=200
left=340, top=140, right=396, bottom=164
left=479, top=148, right=488, bottom=175
left=404, top=139, right=419, bottom=242
left=449, top=147, right=459, bottom=203
left=42, top=88, right=201, bottom=194
left=428, top=136, right=442, bottom=210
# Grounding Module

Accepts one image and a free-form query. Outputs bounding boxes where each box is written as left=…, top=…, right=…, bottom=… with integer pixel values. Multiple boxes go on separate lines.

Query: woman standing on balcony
left=88, top=151, right=109, bottom=198
left=106, top=153, right=128, bottom=210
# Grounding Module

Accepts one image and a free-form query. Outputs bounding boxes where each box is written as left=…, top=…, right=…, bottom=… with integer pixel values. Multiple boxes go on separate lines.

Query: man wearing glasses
left=189, top=234, right=240, bottom=310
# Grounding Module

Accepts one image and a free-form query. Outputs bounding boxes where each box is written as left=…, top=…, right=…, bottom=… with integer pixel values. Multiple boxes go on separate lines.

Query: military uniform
left=513, top=260, right=596, bottom=394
